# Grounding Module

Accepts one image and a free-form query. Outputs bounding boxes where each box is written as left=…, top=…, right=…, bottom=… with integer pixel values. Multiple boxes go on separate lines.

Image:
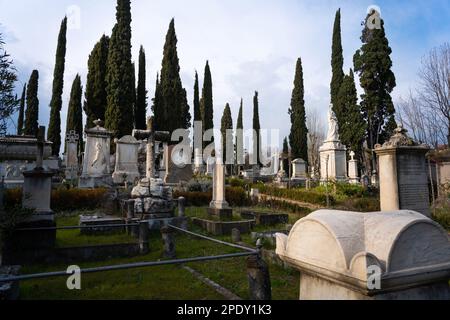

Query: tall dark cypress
left=193, top=71, right=201, bottom=124
left=330, top=9, right=344, bottom=111
left=236, top=99, right=244, bottom=166
left=84, top=35, right=110, bottom=128
left=131, top=61, right=136, bottom=126
left=66, top=74, right=84, bottom=152
left=105, top=0, right=134, bottom=140
left=135, top=45, right=147, bottom=129
left=282, top=137, right=289, bottom=172
left=17, top=83, right=26, bottom=135
left=157, top=18, right=190, bottom=137
left=336, top=69, right=366, bottom=163
left=289, top=58, right=308, bottom=162
left=151, top=74, right=164, bottom=131
left=354, top=10, right=397, bottom=170
left=201, top=61, right=214, bottom=148
left=220, top=103, right=233, bottom=164
left=48, top=16, right=67, bottom=156
left=24, top=70, right=39, bottom=136
left=253, top=91, right=261, bottom=166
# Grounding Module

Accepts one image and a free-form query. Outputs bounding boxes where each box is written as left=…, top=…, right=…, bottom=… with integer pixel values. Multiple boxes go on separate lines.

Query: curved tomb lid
left=277, top=209, right=450, bottom=288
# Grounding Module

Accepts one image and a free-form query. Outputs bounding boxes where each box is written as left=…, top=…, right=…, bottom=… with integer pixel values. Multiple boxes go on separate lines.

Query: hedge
left=257, top=185, right=334, bottom=206
left=4, top=188, right=108, bottom=212
left=174, top=187, right=250, bottom=207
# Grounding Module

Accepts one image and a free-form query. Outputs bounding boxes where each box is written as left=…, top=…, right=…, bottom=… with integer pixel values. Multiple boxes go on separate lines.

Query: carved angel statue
left=326, top=104, right=340, bottom=141
left=91, top=142, right=106, bottom=170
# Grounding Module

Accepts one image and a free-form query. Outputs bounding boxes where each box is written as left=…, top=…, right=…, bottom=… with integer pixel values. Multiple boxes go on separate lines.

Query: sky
left=1, top=0, right=449, bottom=153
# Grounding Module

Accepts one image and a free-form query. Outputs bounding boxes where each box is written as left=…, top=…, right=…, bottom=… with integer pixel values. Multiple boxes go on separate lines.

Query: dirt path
left=258, top=194, right=325, bottom=211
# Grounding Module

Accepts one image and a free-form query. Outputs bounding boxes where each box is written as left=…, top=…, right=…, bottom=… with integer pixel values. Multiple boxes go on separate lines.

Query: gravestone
left=292, top=158, right=307, bottom=180
left=64, top=130, right=79, bottom=180
left=0, top=135, right=54, bottom=188
left=319, top=104, right=347, bottom=182
left=348, top=151, right=359, bottom=184
left=193, top=147, right=204, bottom=175
left=208, top=159, right=232, bottom=219
left=164, top=144, right=193, bottom=184
left=112, top=135, right=141, bottom=184
left=276, top=209, right=450, bottom=300
left=374, top=125, right=430, bottom=217
left=79, top=120, right=113, bottom=188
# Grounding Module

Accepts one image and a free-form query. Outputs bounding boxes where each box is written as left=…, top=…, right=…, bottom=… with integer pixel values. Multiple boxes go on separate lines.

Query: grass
left=18, top=209, right=300, bottom=300
left=55, top=212, right=136, bottom=247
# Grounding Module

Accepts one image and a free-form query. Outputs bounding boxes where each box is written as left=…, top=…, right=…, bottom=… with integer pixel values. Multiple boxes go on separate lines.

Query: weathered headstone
left=276, top=209, right=450, bottom=300
left=348, top=151, right=359, bottom=184
left=79, top=120, right=113, bottom=188
left=231, top=228, right=242, bottom=243
left=112, top=135, right=141, bottom=184
left=374, top=125, right=430, bottom=217
left=164, top=145, right=193, bottom=184
left=292, top=158, right=307, bottom=180
left=319, top=104, right=347, bottom=182
left=64, top=130, right=79, bottom=180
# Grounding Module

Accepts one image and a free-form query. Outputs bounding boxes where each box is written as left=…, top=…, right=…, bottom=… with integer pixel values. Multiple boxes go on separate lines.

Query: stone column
left=208, top=159, right=232, bottom=219
left=247, top=253, right=272, bottom=300
left=348, top=151, right=359, bottom=184
left=161, top=226, right=176, bottom=259
left=374, top=125, right=430, bottom=217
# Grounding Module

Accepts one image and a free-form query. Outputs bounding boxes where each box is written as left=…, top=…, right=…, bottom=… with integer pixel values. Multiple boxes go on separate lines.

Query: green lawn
left=19, top=209, right=300, bottom=300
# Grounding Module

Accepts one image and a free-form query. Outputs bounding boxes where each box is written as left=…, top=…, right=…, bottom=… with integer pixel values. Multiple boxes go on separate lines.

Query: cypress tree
left=157, top=18, right=190, bottom=137
left=193, top=71, right=201, bottom=124
left=253, top=91, right=261, bottom=166
left=336, top=69, right=366, bottom=163
left=220, top=103, right=233, bottom=164
left=17, top=83, right=26, bottom=135
left=201, top=61, right=214, bottom=148
left=282, top=137, right=289, bottom=172
left=236, top=99, right=244, bottom=166
left=66, top=74, right=84, bottom=152
left=330, top=9, right=344, bottom=111
left=151, top=74, right=164, bottom=131
left=354, top=10, right=397, bottom=168
left=48, top=16, right=67, bottom=156
left=24, top=70, right=39, bottom=136
left=105, top=0, right=134, bottom=140
left=135, top=45, right=147, bottom=129
left=84, top=35, right=110, bottom=128
left=131, top=61, right=136, bottom=126
left=289, top=58, right=308, bottom=162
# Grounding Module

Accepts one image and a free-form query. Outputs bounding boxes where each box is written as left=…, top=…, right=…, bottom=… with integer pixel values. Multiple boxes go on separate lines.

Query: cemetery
left=0, top=0, right=449, bottom=302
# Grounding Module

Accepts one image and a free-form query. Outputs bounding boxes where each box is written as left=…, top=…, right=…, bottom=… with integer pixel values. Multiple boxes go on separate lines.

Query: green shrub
left=257, top=185, right=334, bottom=206
left=258, top=197, right=312, bottom=216
left=433, top=207, right=450, bottom=230
left=343, top=197, right=380, bottom=212
left=174, top=187, right=250, bottom=207
left=4, top=188, right=108, bottom=212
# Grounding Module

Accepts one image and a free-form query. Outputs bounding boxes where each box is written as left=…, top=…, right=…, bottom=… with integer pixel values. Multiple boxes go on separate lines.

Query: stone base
left=207, top=207, right=233, bottom=220
left=192, top=218, right=254, bottom=236
left=78, top=175, right=113, bottom=189
left=112, top=171, right=140, bottom=184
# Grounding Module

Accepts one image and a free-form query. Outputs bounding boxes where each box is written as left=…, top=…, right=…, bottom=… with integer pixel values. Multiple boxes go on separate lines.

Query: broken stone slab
left=276, top=209, right=450, bottom=300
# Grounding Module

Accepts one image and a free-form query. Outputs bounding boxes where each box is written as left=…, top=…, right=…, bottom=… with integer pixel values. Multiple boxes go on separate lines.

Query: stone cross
left=350, top=151, right=355, bottom=161
left=66, top=130, right=79, bottom=144
left=132, top=117, right=170, bottom=179
left=36, top=126, right=46, bottom=169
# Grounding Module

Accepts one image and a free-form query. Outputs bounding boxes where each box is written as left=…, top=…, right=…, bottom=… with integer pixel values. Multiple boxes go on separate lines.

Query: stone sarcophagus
left=276, top=210, right=450, bottom=300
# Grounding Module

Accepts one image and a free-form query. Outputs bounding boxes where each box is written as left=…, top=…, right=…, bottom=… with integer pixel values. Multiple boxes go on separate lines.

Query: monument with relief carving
left=319, top=104, right=347, bottom=182
left=79, top=120, right=113, bottom=188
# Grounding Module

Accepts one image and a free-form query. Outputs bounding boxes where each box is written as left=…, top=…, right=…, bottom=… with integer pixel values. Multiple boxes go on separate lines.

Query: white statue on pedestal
left=326, top=104, right=339, bottom=141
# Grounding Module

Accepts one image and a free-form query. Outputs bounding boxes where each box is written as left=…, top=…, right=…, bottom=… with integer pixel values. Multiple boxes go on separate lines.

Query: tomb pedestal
left=79, top=121, right=113, bottom=188
left=319, top=140, right=347, bottom=182
left=208, top=160, right=232, bottom=220
left=374, top=126, right=430, bottom=217
left=112, top=135, right=141, bottom=184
